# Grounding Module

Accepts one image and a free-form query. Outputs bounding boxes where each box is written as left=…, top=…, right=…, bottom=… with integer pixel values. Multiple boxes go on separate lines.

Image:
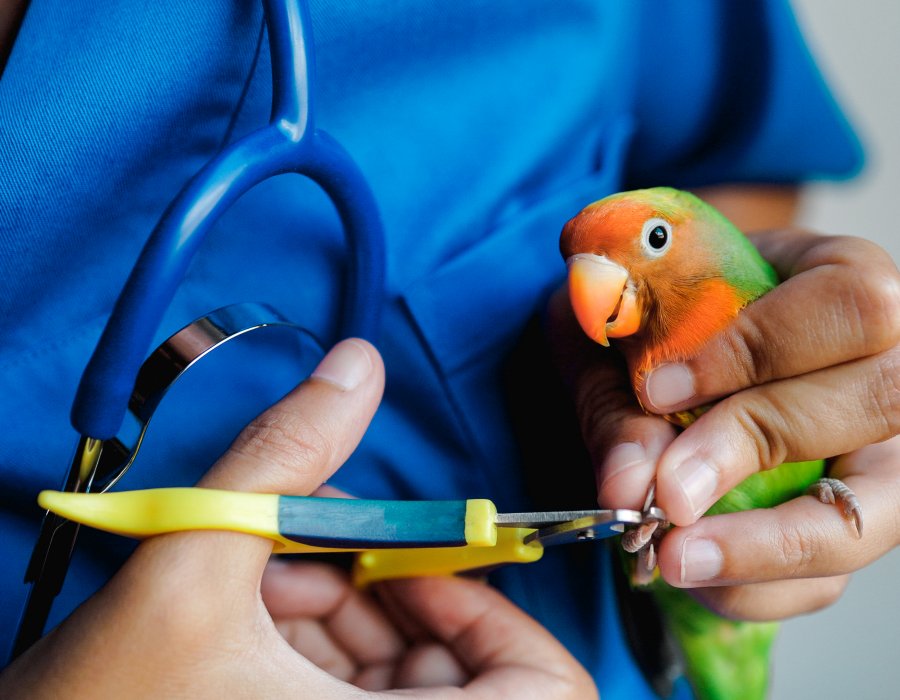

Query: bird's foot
left=622, top=520, right=659, bottom=553
left=624, top=482, right=669, bottom=584
left=808, top=477, right=863, bottom=538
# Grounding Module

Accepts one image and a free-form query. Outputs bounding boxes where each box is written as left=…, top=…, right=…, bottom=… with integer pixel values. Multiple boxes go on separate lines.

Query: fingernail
left=599, top=443, right=658, bottom=509
left=311, top=339, right=372, bottom=391
left=680, top=537, right=723, bottom=584
left=645, top=363, right=695, bottom=409
left=602, top=442, right=647, bottom=482
left=672, top=458, right=718, bottom=518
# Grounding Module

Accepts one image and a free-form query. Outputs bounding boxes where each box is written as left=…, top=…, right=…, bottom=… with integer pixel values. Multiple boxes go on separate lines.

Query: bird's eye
left=640, top=218, right=672, bottom=257
left=648, top=226, right=667, bottom=249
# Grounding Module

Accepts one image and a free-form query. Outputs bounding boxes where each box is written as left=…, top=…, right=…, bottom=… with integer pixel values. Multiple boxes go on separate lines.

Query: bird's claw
left=624, top=482, right=670, bottom=582
left=808, top=477, right=863, bottom=538
left=622, top=520, right=659, bottom=553
left=631, top=542, right=657, bottom=586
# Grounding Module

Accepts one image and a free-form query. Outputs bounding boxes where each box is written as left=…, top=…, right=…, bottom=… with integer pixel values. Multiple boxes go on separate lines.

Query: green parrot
left=558, top=187, right=862, bottom=700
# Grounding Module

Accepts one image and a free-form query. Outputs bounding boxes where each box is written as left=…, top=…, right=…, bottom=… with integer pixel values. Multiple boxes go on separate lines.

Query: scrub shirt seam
left=219, top=16, right=267, bottom=150
left=396, top=297, right=482, bottom=461
left=187, top=15, right=267, bottom=296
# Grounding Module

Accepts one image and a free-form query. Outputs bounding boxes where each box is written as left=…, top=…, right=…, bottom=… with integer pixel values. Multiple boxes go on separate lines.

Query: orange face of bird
left=559, top=192, right=690, bottom=347
left=561, top=188, right=777, bottom=373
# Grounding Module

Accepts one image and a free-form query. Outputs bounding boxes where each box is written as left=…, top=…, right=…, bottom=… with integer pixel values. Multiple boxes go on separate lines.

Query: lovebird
left=559, top=187, right=861, bottom=700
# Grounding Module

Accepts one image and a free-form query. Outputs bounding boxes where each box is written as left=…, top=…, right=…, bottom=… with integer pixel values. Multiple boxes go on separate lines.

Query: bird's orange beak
left=566, top=254, right=641, bottom=346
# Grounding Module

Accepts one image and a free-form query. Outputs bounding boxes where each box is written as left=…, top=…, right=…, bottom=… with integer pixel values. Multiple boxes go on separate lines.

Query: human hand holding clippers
left=0, top=340, right=596, bottom=698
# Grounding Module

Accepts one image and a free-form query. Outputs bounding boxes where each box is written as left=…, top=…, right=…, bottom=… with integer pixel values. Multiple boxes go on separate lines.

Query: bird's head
left=559, top=187, right=774, bottom=366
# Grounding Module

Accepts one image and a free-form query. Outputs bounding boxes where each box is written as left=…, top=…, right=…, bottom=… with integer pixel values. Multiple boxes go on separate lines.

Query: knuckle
left=574, top=366, right=638, bottom=455
left=871, top=348, right=900, bottom=437
left=232, top=409, right=335, bottom=475
left=848, top=266, right=900, bottom=352
left=722, top=312, right=772, bottom=386
left=728, top=396, right=789, bottom=470
left=798, top=234, right=883, bottom=272
left=772, top=521, right=818, bottom=576
left=807, top=236, right=900, bottom=351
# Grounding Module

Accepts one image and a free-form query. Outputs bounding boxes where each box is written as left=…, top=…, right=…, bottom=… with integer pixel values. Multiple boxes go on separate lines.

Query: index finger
left=653, top=343, right=900, bottom=525
left=636, top=232, right=900, bottom=414
left=657, top=436, right=900, bottom=589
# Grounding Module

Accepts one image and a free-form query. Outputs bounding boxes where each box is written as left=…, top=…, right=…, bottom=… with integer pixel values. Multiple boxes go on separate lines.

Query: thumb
left=135, top=338, right=385, bottom=596
left=546, top=285, right=675, bottom=509
left=201, top=338, right=384, bottom=494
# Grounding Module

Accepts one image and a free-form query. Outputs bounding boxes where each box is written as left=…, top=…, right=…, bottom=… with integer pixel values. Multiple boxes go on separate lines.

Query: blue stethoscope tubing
left=11, top=0, right=384, bottom=660
left=72, top=0, right=385, bottom=442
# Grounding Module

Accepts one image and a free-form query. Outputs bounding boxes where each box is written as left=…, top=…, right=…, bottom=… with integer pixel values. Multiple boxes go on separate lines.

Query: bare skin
left=0, top=0, right=29, bottom=75
left=0, top=340, right=596, bottom=699
left=549, top=184, right=900, bottom=620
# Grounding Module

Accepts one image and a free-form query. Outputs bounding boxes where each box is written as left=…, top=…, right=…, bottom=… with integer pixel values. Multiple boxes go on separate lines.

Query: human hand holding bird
left=550, top=187, right=900, bottom=698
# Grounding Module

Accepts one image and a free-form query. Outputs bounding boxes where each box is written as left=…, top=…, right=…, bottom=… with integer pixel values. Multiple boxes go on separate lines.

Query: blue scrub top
left=0, top=1, right=861, bottom=696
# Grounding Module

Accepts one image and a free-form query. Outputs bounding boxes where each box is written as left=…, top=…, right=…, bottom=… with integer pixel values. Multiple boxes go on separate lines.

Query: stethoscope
left=12, top=0, right=384, bottom=658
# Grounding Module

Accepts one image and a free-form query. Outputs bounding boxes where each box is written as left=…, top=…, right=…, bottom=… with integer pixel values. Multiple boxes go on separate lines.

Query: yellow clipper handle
left=38, top=487, right=327, bottom=552
left=353, top=527, right=544, bottom=587
left=38, top=487, right=544, bottom=585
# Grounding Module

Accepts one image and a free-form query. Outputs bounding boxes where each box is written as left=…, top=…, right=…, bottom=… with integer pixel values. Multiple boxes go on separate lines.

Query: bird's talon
left=630, top=542, right=657, bottom=586
left=643, top=542, right=657, bottom=572
left=808, top=477, right=863, bottom=539
left=851, top=507, right=864, bottom=539
left=622, top=520, right=659, bottom=553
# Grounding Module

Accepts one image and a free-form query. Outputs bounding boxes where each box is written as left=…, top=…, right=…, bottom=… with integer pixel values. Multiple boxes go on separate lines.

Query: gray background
left=770, top=1, right=899, bottom=698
